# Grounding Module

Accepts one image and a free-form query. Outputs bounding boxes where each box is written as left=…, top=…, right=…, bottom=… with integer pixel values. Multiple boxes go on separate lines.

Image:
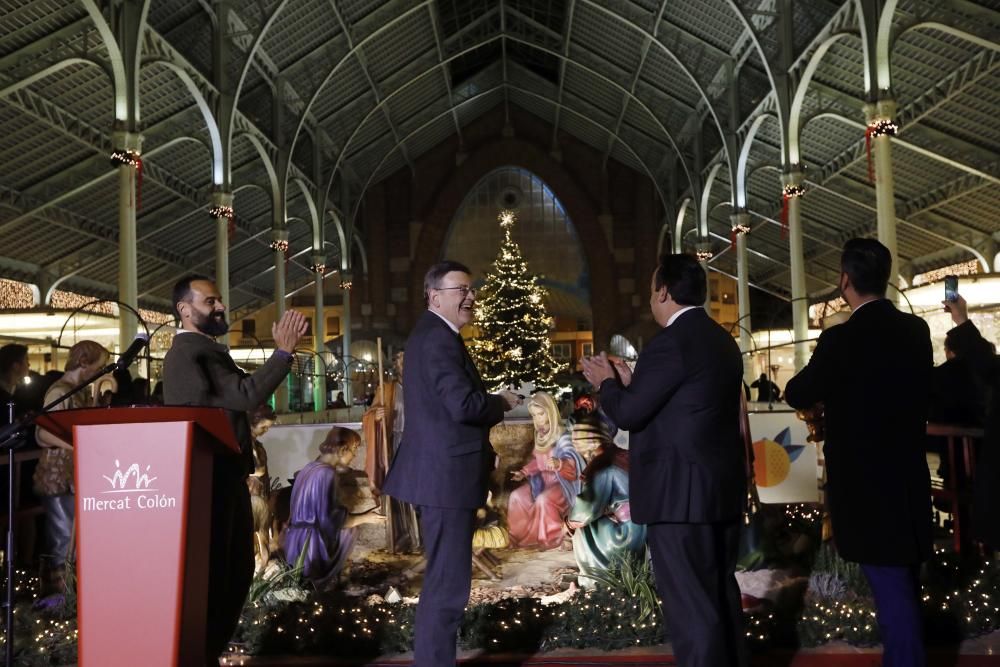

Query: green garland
left=7, top=548, right=1000, bottom=664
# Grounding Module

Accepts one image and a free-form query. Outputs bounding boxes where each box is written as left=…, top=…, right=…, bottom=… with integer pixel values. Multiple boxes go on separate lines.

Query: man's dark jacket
left=162, top=331, right=291, bottom=473
left=946, top=319, right=1000, bottom=548
left=382, top=311, right=504, bottom=509
left=785, top=299, right=933, bottom=565
left=599, top=307, right=747, bottom=524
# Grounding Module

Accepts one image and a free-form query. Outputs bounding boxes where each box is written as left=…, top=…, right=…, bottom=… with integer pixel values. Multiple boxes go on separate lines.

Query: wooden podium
left=36, top=406, right=241, bottom=667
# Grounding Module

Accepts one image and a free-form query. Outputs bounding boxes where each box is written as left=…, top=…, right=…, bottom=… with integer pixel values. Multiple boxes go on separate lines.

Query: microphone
left=115, top=333, right=150, bottom=371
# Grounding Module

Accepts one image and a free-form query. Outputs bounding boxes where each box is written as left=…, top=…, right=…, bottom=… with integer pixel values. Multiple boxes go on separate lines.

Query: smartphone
left=944, top=275, right=959, bottom=303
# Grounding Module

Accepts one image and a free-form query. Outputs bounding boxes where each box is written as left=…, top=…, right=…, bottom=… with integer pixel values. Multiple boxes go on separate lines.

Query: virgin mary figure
left=506, top=392, right=585, bottom=549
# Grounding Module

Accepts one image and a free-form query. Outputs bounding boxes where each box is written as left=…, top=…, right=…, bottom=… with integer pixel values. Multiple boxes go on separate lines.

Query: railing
left=927, top=422, right=985, bottom=555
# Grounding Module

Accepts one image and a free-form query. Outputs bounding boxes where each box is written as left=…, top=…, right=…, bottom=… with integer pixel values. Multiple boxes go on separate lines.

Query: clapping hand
left=581, top=352, right=616, bottom=389
left=273, top=310, right=309, bottom=353
left=510, top=469, right=526, bottom=482
left=499, top=389, right=523, bottom=411
left=610, top=357, right=633, bottom=387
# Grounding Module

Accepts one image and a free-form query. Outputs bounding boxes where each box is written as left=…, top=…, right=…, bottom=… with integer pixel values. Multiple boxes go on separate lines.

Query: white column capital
left=781, top=168, right=804, bottom=188
left=210, top=190, right=234, bottom=208
left=864, top=98, right=897, bottom=124
left=112, top=130, right=142, bottom=153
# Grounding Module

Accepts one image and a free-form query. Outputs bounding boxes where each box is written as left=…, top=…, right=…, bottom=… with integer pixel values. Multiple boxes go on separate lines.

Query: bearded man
left=163, top=274, right=306, bottom=666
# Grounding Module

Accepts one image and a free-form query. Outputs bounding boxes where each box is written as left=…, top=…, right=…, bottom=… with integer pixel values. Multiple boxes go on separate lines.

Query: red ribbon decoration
left=864, top=125, right=875, bottom=184
left=227, top=218, right=236, bottom=242
left=780, top=193, right=790, bottom=240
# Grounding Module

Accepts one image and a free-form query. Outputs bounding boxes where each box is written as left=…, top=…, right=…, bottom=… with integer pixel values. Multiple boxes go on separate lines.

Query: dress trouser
left=860, top=563, right=926, bottom=667
left=205, top=460, right=254, bottom=665
left=413, top=505, right=476, bottom=667
left=40, top=493, right=75, bottom=568
left=646, top=521, right=748, bottom=667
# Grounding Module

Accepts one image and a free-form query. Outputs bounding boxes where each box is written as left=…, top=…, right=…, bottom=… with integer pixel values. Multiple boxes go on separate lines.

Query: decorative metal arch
left=347, top=83, right=669, bottom=229
left=319, top=32, right=695, bottom=215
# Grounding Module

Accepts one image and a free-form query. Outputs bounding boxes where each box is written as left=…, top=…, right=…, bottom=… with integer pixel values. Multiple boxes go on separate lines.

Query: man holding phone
left=941, top=293, right=1000, bottom=552
left=785, top=239, right=933, bottom=667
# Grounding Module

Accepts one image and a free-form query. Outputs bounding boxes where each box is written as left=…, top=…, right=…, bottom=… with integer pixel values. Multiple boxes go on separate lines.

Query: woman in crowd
left=507, top=391, right=584, bottom=550
left=33, top=340, right=110, bottom=596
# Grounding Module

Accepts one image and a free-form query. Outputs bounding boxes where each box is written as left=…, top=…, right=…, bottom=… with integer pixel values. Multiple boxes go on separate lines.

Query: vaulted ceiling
left=1, top=0, right=998, bottom=315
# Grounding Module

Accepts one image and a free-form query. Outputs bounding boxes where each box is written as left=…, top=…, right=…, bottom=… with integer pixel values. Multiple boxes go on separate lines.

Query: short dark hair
left=423, top=260, right=471, bottom=304
left=653, top=253, right=707, bottom=306
left=251, top=403, right=277, bottom=425
left=0, top=344, right=28, bottom=374
left=841, top=238, right=891, bottom=297
left=172, top=274, right=213, bottom=320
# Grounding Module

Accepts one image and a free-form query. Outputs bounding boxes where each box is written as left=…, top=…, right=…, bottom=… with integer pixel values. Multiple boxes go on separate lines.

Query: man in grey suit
left=382, top=260, right=520, bottom=666
left=163, top=275, right=306, bottom=666
left=582, top=253, right=748, bottom=667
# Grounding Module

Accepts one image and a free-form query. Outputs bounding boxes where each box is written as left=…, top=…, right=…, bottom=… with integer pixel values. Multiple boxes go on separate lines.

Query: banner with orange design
left=747, top=411, right=820, bottom=504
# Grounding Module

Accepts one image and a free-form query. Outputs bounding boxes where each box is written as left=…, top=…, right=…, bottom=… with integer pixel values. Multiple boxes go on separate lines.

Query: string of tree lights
left=469, top=209, right=564, bottom=392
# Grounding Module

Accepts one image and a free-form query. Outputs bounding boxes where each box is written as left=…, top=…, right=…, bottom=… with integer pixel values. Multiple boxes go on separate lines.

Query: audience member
left=0, top=343, right=29, bottom=421
left=107, top=367, right=133, bottom=406
left=33, top=340, right=110, bottom=597
left=131, top=377, right=151, bottom=404
left=929, top=327, right=986, bottom=426
left=750, top=372, right=781, bottom=402
left=150, top=380, right=164, bottom=405
left=941, top=294, right=1000, bottom=552
left=928, top=317, right=987, bottom=491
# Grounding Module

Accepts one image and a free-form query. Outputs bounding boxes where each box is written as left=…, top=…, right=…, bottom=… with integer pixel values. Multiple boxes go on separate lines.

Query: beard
left=193, top=309, right=229, bottom=337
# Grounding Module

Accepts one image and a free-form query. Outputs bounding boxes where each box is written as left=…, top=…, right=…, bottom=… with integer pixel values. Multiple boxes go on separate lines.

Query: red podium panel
left=36, top=407, right=240, bottom=667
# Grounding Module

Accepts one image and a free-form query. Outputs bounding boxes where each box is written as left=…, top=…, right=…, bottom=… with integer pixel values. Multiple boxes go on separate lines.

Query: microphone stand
left=0, top=360, right=117, bottom=665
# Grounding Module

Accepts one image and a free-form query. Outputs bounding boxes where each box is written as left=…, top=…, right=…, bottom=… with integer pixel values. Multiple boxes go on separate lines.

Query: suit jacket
left=600, top=308, right=746, bottom=524
left=785, top=299, right=933, bottom=565
left=162, top=332, right=292, bottom=474
left=382, top=311, right=504, bottom=509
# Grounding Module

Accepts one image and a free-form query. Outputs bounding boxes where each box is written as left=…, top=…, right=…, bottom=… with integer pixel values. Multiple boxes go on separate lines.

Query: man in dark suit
left=582, top=253, right=748, bottom=667
left=382, top=260, right=520, bottom=666
left=0, top=344, right=29, bottom=421
left=785, top=239, right=932, bottom=667
left=163, top=275, right=307, bottom=666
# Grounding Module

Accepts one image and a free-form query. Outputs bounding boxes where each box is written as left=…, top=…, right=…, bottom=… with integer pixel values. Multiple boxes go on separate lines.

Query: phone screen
left=944, top=275, right=958, bottom=303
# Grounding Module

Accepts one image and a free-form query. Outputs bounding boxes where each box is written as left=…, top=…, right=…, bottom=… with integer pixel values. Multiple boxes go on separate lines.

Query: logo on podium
left=103, top=460, right=158, bottom=492
left=82, top=460, right=177, bottom=512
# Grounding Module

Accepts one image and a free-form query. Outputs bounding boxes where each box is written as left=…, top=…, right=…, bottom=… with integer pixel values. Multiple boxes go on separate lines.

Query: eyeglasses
left=435, top=285, right=476, bottom=297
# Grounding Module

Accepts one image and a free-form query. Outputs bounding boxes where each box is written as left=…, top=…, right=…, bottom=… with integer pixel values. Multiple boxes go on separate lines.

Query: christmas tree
left=469, top=210, right=564, bottom=391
